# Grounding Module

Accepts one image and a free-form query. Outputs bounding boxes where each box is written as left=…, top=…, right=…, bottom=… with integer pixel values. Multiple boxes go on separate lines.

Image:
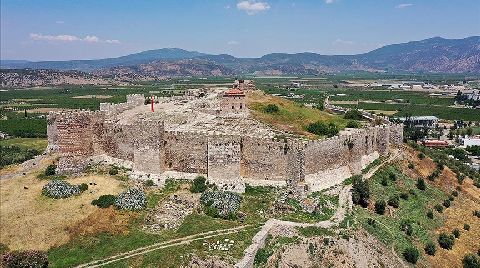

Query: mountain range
left=1, top=36, right=479, bottom=75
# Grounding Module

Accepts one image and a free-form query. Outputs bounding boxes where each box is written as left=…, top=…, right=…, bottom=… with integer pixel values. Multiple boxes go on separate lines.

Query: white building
left=462, top=136, right=480, bottom=147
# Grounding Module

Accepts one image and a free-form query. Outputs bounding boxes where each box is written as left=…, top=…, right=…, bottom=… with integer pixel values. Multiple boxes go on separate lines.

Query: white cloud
left=325, top=0, right=336, bottom=4
left=227, top=40, right=239, bottom=45
left=396, top=3, right=413, bottom=8
left=84, top=35, right=100, bottom=43
left=30, top=33, right=80, bottom=42
left=29, top=33, right=121, bottom=44
left=237, top=1, right=270, bottom=15
left=55, top=20, right=64, bottom=24
left=333, top=39, right=355, bottom=46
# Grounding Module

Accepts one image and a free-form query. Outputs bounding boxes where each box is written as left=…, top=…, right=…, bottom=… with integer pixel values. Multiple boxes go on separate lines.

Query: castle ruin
left=47, top=85, right=403, bottom=194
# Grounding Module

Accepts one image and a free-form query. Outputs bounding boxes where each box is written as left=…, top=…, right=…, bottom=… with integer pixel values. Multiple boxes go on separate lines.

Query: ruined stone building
left=47, top=86, right=403, bottom=194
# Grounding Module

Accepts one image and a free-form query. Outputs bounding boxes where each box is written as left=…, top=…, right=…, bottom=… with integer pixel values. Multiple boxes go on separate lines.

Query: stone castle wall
left=48, top=94, right=403, bottom=192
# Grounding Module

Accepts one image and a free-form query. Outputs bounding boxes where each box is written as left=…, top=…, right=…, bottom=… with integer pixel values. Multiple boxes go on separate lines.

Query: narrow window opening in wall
left=240, top=104, right=243, bottom=109
left=365, top=136, right=368, bottom=145
left=232, top=105, right=234, bottom=109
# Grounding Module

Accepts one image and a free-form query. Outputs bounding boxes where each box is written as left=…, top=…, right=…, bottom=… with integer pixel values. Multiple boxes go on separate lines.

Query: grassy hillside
left=247, top=91, right=348, bottom=138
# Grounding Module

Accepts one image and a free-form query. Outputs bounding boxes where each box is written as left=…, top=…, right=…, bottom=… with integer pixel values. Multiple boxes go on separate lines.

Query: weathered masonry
left=47, top=92, right=403, bottom=193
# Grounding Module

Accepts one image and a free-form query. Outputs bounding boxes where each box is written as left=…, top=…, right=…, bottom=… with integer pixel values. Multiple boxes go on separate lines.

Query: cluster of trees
left=306, top=121, right=339, bottom=137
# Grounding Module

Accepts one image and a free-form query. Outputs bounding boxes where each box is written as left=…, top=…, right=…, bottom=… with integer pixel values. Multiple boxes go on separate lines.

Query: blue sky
left=1, top=0, right=479, bottom=61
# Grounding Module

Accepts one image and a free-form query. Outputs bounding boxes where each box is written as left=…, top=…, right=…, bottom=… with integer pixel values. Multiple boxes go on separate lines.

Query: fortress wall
left=99, top=94, right=144, bottom=118
left=240, top=137, right=290, bottom=181
left=46, top=112, right=59, bottom=152
left=132, top=119, right=164, bottom=174
left=91, top=121, right=136, bottom=161
left=163, top=130, right=208, bottom=174
left=207, top=135, right=245, bottom=192
left=53, top=110, right=104, bottom=173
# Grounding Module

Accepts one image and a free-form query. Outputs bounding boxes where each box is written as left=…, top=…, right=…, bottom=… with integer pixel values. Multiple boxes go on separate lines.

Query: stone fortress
left=47, top=80, right=403, bottom=195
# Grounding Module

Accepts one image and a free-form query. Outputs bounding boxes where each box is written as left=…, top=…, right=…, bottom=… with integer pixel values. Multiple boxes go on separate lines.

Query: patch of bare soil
left=266, top=230, right=403, bottom=268
left=143, top=190, right=200, bottom=232
left=187, top=255, right=232, bottom=268
left=0, top=167, right=125, bottom=250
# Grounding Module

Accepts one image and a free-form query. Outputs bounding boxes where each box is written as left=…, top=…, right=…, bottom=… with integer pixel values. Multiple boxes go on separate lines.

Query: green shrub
left=443, top=199, right=451, bottom=208
left=388, top=195, right=399, bottom=208
left=190, top=176, right=207, bottom=193
left=458, top=174, right=465, bottom=184
left=79, top=183, right=88, bottom=192
left=418, top=153, right=425, bottom=159
left=464, top=224, right=470, bottom=231
left=438, top=233, right=455, bottom=250
left=381, top=177, right=389, bottom=186
left=352, top=176, right=369, bottom=207
left=417, top=178, right=426, bottom=190
left=367, top=218, right=376, bottom=226
left=108, top=167, right=118, bottom=176
left=306, top=121, right=339, bottom=137
left=144, top=179, right=154, bottom=187
left=264, top=104, right=279, bottom=113
left=45, top=164, right=56, bottom=176
left=374, top=200, right=386, bottom=215
left=91, top=195, right=117, bottom=208
left=462, top=254, right=480, bottom=268
left=346, top=120, right=360, bottom=128
left=400, top=192, right=409, bottom=200
left=427, top=210, right=434, bottom=219
left=400, top=220, right=414, bottom=236
left=408, top=162, right=414, bottom=169
left=403, top=246, right=419, bottom=264
left=435, top=204, right=444, bottom=213
left=424, top=241, right=436, bottom=256
left=1, top=250, right=48, bottom=268
left=452, top=228, right=460, bottom=238
left=254, top=247, right=273, bottom=265
left=344, top=109, right=363, bottom=120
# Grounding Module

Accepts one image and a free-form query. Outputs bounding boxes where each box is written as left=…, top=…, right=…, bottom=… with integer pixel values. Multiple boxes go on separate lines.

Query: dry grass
left=246, top=91, right=347, bottom=138
left=401, top=146, right=480, bottom=202
left=67, top=207, right=133, bottom=238
left=0, top=171, right=125, bottom=250
left=400, top=146, right=480, bottom=267
left=429, top=196, right=480, bottom=268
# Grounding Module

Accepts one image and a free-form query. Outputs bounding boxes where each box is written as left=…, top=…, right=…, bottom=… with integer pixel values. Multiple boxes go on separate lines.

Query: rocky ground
left=144, top=190, right=200, bottom=232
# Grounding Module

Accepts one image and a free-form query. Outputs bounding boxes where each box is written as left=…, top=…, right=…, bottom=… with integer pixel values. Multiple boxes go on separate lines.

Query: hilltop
left=2, top=36, right=479, bottom=74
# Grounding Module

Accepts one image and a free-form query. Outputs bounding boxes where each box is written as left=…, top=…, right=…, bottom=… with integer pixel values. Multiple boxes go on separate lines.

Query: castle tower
left=220, top=88, right=247, bottom=115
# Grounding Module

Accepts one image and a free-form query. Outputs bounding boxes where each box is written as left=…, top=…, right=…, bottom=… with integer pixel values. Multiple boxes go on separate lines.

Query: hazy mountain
left=1, top=37, right=479, bottom=74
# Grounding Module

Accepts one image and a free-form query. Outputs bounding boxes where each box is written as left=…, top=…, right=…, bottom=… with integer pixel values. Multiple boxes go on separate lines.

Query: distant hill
left=1, top=37, right=479, bottom=74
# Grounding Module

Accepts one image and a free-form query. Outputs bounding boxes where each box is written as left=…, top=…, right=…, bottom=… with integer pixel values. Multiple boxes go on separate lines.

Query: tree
left=417, top=178, right=426, bottom=191
left=462, top=254, right=480, bottom=268
left=190, top=176, right=207, bottom=193
left=264, top=104, right=279, bottom=113
left=45, top=164, right=56, bottom=176
left=425, top=241, right=436, bottom=256
left=403, top=246, right=419, bottom=264
left=374, top=200, right=386, bottom=215
left=452, top=228, right=460, bottom=238
left=352, top=176, right=369, bottom=207
left=438, top=233, right=455, bottom=250
left=344, top=109, right=363, bottom=120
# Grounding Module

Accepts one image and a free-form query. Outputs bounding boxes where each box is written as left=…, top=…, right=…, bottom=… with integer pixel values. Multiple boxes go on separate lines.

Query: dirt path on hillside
left=74, top=225, right=253, bottom=268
